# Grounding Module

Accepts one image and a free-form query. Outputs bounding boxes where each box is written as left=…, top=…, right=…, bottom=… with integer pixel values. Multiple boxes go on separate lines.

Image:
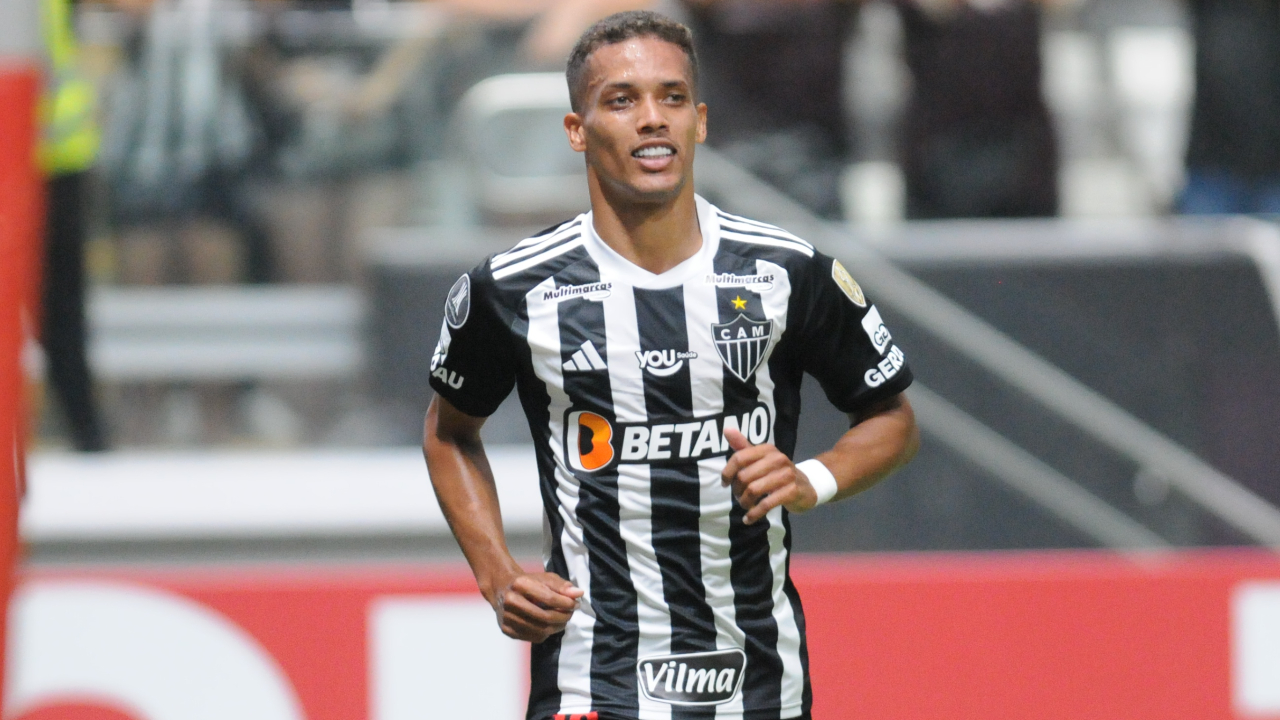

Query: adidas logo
left=563, top=341, right=608, bottom=372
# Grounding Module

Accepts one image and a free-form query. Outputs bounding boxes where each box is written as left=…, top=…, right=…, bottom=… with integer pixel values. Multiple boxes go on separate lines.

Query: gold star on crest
left=732, top=295, right=747, bottom=310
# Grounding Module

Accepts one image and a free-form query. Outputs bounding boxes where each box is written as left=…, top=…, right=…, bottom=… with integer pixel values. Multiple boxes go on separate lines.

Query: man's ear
left=696, top=102, right=708, bottom=144
left=564, top=112, right=587, bottom=153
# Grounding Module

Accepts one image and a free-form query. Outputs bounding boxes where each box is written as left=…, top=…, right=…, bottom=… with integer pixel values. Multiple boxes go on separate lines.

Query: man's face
left=565, top=37, right=708, bottom=206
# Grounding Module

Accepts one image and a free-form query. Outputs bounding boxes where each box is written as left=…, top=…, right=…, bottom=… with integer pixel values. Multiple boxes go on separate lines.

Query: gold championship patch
left=831, top=259, right=866, bottom=307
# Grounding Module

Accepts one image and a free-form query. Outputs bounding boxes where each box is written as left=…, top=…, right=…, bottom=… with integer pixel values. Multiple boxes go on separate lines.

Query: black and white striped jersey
left=429, top=196, right=912, bottom=720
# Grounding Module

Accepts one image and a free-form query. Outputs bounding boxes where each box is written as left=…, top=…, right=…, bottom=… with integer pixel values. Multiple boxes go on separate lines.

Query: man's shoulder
left=711, top=207, right=817, bottom=263
left=481, top=215, right=590, bottom=289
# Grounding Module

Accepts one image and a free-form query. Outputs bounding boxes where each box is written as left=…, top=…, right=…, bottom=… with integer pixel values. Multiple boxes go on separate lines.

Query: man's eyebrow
left=599, top=79, right=690, bottom=92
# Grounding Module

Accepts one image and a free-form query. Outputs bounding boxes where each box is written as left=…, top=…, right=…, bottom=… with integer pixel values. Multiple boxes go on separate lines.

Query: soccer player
left=424, top=11, right=918, bottom=720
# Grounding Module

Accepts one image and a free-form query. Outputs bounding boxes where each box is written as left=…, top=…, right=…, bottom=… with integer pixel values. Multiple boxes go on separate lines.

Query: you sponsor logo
left=636, top=349, right=698, bottom=377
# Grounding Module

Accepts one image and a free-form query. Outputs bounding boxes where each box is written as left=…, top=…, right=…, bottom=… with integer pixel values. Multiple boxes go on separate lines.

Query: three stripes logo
left=711, top=314, right=774, bottom=382
left=563, top=341, right=608, bottom=372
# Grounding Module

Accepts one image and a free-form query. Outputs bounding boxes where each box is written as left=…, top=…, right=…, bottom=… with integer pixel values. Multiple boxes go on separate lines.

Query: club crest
left=712, top=314, right=774, bottom=382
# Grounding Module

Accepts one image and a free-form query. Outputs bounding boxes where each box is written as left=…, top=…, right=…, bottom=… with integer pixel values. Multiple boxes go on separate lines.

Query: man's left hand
left=721, top=428, right=819, bottom=525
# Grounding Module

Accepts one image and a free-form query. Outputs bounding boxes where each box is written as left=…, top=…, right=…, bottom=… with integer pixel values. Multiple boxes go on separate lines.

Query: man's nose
left=636, top=96, right=668, bottom=132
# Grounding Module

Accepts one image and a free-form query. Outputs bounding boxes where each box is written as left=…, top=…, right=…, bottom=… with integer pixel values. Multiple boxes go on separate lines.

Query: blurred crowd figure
left=895, top=0, right=1058, bottom=219
left=683, top=0, right=858, bottom=219
left=100, top=0, right=433, bottom=286
left=683, top=0, right=1060, bottom=220
left=40, top=0, right=108, bottom=450
left=102, top=0, right=272, bottom=285
left=1181, top=0, right=1280, bottom=215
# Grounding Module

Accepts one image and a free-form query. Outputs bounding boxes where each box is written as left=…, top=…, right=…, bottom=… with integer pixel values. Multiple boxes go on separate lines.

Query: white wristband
left=796, top=459, right=839, bottom=506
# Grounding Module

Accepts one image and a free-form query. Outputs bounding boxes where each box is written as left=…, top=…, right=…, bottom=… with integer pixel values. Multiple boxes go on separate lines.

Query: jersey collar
left=581, top=194, right=722, bottom=289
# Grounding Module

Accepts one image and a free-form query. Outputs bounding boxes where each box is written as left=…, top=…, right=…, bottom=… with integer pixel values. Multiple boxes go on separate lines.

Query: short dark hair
left=565, top=10, right=698, bottom=113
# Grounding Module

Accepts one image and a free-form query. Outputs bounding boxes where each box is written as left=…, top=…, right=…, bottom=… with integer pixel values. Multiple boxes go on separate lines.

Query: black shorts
left=547, top=707, right=808, bottom=712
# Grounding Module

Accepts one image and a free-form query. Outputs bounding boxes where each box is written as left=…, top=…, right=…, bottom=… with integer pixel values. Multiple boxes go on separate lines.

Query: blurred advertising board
left=6, top=551, right=1280, bottom=720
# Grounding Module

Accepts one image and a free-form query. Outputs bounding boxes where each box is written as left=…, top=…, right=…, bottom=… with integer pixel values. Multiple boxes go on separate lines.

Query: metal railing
left=696, top=148, right=1280, bottom=551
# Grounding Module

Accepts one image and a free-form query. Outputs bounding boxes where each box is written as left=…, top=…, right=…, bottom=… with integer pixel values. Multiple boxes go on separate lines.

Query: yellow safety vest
left=38, top=0, right=100, bottom=175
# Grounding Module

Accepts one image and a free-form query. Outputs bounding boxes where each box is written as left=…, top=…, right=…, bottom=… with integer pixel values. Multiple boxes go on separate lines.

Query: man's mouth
left=633, top=146, right=675, bottom=159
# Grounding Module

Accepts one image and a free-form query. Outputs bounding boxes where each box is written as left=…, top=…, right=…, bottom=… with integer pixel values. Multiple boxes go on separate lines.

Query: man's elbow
left=899, top=412, right=921, bottom=467
left=894, top=394, right=921, bottom=468
left=423, top=396, right=443, bottom=457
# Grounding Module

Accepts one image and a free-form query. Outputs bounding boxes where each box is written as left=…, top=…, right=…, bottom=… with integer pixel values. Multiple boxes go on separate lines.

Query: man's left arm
left=723, top=392, right=919, bottom=525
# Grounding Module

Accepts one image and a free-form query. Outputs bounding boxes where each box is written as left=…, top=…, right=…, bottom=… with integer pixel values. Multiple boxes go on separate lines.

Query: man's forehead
left=583, top=37, right=694, bottom=93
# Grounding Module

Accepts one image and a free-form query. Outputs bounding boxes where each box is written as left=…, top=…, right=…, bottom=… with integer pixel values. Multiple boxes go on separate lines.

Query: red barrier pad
left=796, top=551, right=1280, bottom=720
left=1, top=63, right=43, bottom=710
left=12, top=550, right=1280, bottom=720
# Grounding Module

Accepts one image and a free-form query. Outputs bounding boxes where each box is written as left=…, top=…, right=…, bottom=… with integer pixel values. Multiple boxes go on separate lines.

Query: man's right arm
left=423, top=395, right=583, bottom=643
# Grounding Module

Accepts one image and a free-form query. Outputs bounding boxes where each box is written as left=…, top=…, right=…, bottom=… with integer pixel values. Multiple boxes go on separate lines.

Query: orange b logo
left=567, top=411, right=614, bottom=472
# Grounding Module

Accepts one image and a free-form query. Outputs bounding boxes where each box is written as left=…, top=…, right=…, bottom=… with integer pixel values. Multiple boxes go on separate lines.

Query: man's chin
left=602, top=174, right=688, bottom=208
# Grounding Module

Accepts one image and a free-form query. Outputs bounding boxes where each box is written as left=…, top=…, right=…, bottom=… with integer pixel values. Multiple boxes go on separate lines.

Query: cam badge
left=712, top=314, right=774, bottom=382
left=831, top=259, right=866, bottom=307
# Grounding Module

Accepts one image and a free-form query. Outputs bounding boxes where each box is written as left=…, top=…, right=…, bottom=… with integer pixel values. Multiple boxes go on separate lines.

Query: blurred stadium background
left=3, top=0, right=1280, bottom=717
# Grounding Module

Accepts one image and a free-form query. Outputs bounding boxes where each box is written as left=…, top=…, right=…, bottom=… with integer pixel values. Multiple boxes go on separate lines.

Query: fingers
left=496, top=573, right=582, bottom=643
left=724, top=427, right=752, bottom=453
left=722, top=435, right=805, bottom=525
left=721, top=429, right=773, bottom=487
left=727, top=447, right=791, bottom=495
left=516, top=574, right=580, bottom=611
left=498, top=609, right=565, bottom=643
left=737, top=466, right=802, bottom=525
left=547, top=574, right=586, bottom=600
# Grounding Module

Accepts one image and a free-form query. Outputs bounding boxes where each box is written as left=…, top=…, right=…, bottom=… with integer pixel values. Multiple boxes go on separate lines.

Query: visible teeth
left=634, top=146, right=673, bottom=158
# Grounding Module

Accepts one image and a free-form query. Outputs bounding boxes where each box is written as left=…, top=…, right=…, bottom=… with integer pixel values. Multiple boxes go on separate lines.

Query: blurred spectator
left=1180, top=0, right=1280, bottom=215
left=39, top=0, right=108, bottom=451
left=895, top=0, right=1058, bottom=219
left=101, top=0, right=440, bottom=284
left=238, top=2, right=435, bottom=282
left=99, top=0, right=272, bottom=285
left=683, top=0, right=858, bottom=219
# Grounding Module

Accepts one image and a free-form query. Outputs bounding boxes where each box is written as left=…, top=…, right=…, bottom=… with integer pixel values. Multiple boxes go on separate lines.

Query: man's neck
left=588, top=183, right=703, bottom=275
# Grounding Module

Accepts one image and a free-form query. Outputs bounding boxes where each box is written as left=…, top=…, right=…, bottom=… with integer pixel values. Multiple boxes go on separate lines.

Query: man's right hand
left=492, top=572, right=585, bottom=643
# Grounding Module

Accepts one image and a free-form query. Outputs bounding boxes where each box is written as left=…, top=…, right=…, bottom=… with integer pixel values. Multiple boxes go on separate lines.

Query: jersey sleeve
left=794, top=251, right=913, bottom=415
left=428, top=261, right=517, bottom=417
